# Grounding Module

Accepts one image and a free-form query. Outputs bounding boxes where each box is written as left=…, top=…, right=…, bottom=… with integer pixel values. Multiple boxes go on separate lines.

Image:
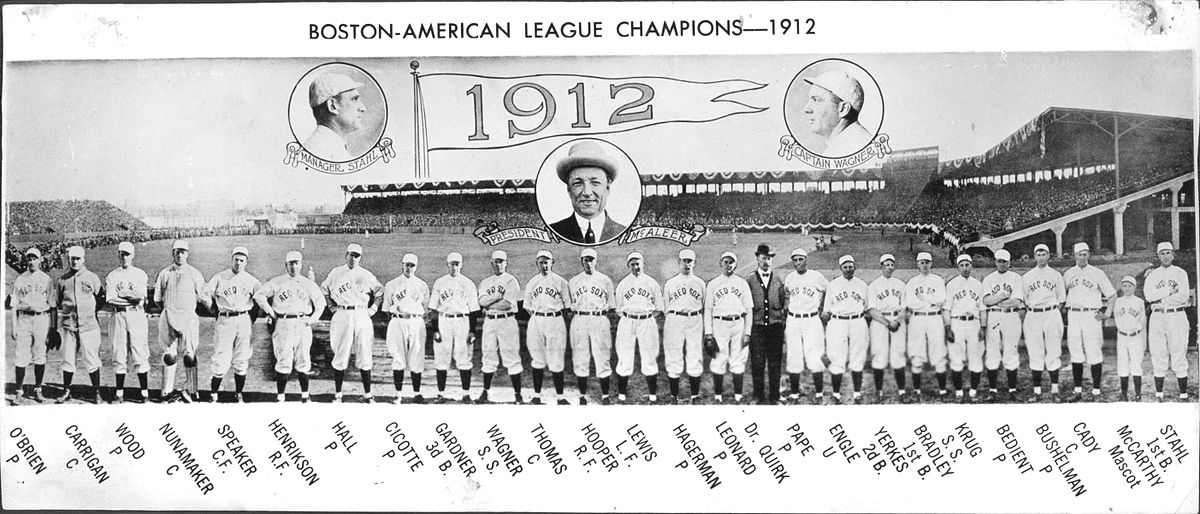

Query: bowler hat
left=556, top=140, right=619, bottom=184
left=754, top=244, right=776, bottom=257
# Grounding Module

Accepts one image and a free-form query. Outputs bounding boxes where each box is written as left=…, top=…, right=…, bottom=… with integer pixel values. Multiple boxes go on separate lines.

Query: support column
left=1146, top=206, right=1156, bottom=250
left=1093, top=216, right=1103, bottom=251
left=1171, top=183, right=1182, bottom=249
left=1051, top=224, right=1067, bottom=258
left=1112, top=203, right=1127, bottom=255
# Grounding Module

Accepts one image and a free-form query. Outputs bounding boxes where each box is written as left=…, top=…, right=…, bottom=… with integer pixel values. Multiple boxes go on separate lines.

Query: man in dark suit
left=747, top=244, right=787, bottom=405
left=547, top=140, right=628, bottom=245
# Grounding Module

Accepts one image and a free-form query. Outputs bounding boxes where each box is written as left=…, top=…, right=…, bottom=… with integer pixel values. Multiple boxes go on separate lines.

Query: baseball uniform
left=944, top=274, right=985, bottom=373
left=614, top=272, right=664, bottom=377
left=106, top=265, right=150, bottom=375
left=663, top=273, right=706, bottom=379
left=321, top=265, right=383, bottom=371
left=569, top=270, right=615, bottom=379
left=525, top=271, right=571, bottom=373
left=382, top=274, right=430, bottom=375
left=1063, top=265, right=1115, bottom=366
left=478, top=272, right=522, bottom=375
left=905, top=273, right=947, bottom=373
left=154, top=263, right=207, bottom=362
left=207, top=269, right=261, bottom=378
left=1112, top=294, right=1147, bottom=378
left=705, top=272, right=753, bottom=375
left=1144, top=264, right=1190, bottom=379
left=55, top=267, right=104, bottom=374
left=428, top=273, right=480, bottom=371
left=784, top=269, right=828, bottom=373
left=824, top=275, right=869, bottom=375
left=982, top=269, right=1025, bottom=372
left=867, top=275, right=907, bottom=371
left=10, top=269, right=55, bottom=368
left=1022, top=265, right=1066, bottom=372
left=255, top=272, right=326, bottom=375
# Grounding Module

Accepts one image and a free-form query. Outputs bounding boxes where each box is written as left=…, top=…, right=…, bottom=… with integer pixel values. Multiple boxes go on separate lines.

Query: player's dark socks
left=34, top=364, right=45, bottom=386
left=511, top=373, right=522, bottom=394
left=408, top=373, right=420, bottom=393
left=986, top=369, right=998, bottom=389
left=276, top=374, right=288, bottom=395
left=1031, top=370, right=1043, bottom=389
left=435, top=370, right=447, bottom=392
left=1006, top=370, right=1018, bottom=390
left=617, top=375, right=629, bottom=395
left=361, top=370, right=372, bottom=394
left=689, top=376, right=701, bottom=397
left=812, top=371, right=824, bottom=393
left=1072, top=363, right=1084, bottom=389
left=1049, top=370, right=1060, bottom=386
left=211, top=377, right=223, bottom=394
left=482, top=372, right=493, bottom=390
left=1178, top=377, right=1188, bottom=395
left=115, top=373, right=125, bottom=391
left=137, top=372, right=148, bottom=391
left=576, top=377, right=588, bottom=395
left=533, top=368, right=545, bottom=393
left=234, top=374, right=246, bottom=394
left=63, top=371, right=74, bottom=388
left=1154, top=376, right=1165, bottom=393
left=712, top=374, right=725, bottom=395
left=912, top=373, right=922, bottom=392
left=14, top=367, right=26, bottom=388
left=646, top=375, right=658, bottom=396
left=789, top=373, right=801, bottom=394
left=851, top=371, right=863, bottom=393
left=459, top=370, right=471, bottom=391
left=599, top=377, right=610, bottom=395
left=894, top=369, right=906, bottom=391
left=553, top=372, right=564, bottom=395
left=732, top=373, right=743, bottom=395
left=969, top=372, right=981, bottom=391
left=935, top=372, right=946, bottom=391
left=394, top=370, right=406, bottom=392
left=1120, top=376, right=1129, bottom=395
left=831, top=373, right=843, bottom=394
left=1132, top=375, right=1141, bottom=394
left=89, top=370, right=100, bottom=388
left=950, top=371, right=962, bottom=391
left=298, top=373, right=309, bottom=393
left=334, top=369, right=345, bottom=393
left=872, top=369, right=884, bottom=392
left=1090, top=364, right=1101, bottom=389
left=668, top=377, right=680, bottom=397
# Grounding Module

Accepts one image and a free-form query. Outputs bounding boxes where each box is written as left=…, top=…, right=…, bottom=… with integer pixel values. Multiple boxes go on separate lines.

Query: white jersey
left=207, top=269, right=261, bottom=313
left=824, top=276, right=869, bottom=316
left=784, top=269, right=827, bottom=315
left=945, top=275, right=985, bottom=317
left=664, top=273, right=705, bottom=313
left=105, top=266, right=148, bottom=308
left=905, top=273, right=946, bottom=312
left=1113, top=295, right=1147, bottom=334
left=429, top=274, right=480, bottom=315
left=1064, top=265, right=1116, bottom=309
left=1143, top=265, right=1190, bottom=308
left=524, top=272, right=571, bottom=313
left=982, top=270, right=1025, bottom=308
left=704, top=273, right=753, bottom=334
left=321, top=265, right=382, bottom=308
left=382, top=274, right=430, bottom=316
left=615, top=273, right=663, bottom=315
left=1023, top=266, right=1066, bottom=309
left=569, top=271, right=614, bottom=313
left=867, top=275, right=905, bottom=314
left=256, top=273, right=326, bottom=317
left=478, top=272, right=521, bottom=315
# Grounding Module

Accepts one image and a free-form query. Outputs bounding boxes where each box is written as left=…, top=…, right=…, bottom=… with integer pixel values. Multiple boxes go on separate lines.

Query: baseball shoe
left=669, top=396, right=679, bottom=405
left=180, top=390, right=194, bottom=404
left=851, top=395, right=863, bottom=405
left=557, top=399, right=570, bottom=406
left=460, top=395, right=472, bottom=404
left=364, top=395, right=375, bottom=404
left=827, top=395, right=841, bottom=405
left=1119, top=392, right=1129, bottom=402
left=1133, top=393, right=1142, bottom=402
left=475, top=391, right=490, bottom=404
left=600, top=396, right=611, bottom=405
left=1025, top=393, right=1040, bottom=404
left=236, top=393, right=246, bottom=404
left=513, top=392, right=523, bottom=405
left=579, top=396, right=588, bottom=406
left=114, top=393, right=124, bottom=405
left=412, top=394, right=425, bottom=404
left=93, top=391, right=103, bottom=404
left=25, top=387, right=44, bottom=403
left=1067, top=392, right=1082, bottom=403
left=300, top=394, right=311, bottom=404
left=55, top=389, right=70, bottom=404
left=333, top=393, right=344, bottom=404
left=713, top=395, right=724, bottom=404
left=530, top=397, right=542, bottom=405
left=207, top=392, right=217, bottom=403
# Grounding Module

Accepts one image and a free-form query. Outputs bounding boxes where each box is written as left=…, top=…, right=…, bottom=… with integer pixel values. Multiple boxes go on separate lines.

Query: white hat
left=67, top=246, right=85, bottom=258
left=1157, top=242, right=1174, bottom=253
left=580, top=248, right=598, bottom=260
left=491, top=250, right=508, bottom=261
left=556, top=140, right=618, bottom=183
left=285, top=251, right=303, bottom=262
left=879, top=253, right=895, bottom=264
left=916, top=252, right=932, bottom=262
left=804, top=70, right=865, bottom=113
left=1073, top=242, right=1089, bottom=254
left=791, top=247, right=808, bottom=258
left=118, top=241, right=135, bottom=254
left=720, top=251, right=737, bottom=263
left=346, top=243, right=363, bottom=255
left=838, top=255, right=855, bottom=266
left=402, top=253, right=418, bottom=265
left=24, top=247, right=41, bottom=258
left=536, top=250, right=553, bottom=260
left=994, top=249, right=1011, bottom=261
left=1121, top=275, right=1137, bottom=286
left=678, top=249, right=696, bottom=260
left=1034, top=244, right=1050, bottom=253
left=172, top=240, right=189, bottom=251
left=956, top=254, right=972, bottom=264
left=308, top=73, right=363, bottom=108
left=627, top=251, right=644, bottom=263
left=446, top=252, right=463, bottom=263
left=232, top=246, right=249, bottom=257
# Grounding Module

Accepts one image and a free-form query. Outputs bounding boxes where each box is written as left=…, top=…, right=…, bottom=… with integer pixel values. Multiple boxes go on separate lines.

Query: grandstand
left=5, top=200, right=150, bottom=235
left=338, top=107, right=1194, bottom=259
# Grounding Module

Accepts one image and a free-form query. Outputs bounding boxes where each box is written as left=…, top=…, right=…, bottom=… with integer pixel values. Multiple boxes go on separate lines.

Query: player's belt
left=831, top=313, right=864, bottom=320
left=876, top=310, right=900, bottom=317
left=951, top=315, right=977, bottom=321
left=715, top=314, right=744, bottom=321
left=440, top=313, right=468, bottom=318
left=989, top=308, right=1021, bottom=313
left=788, top=311, right=819, bottom=319
left=391, top=313, right=422, bottom=319
left=1118, top=329, right=1143, bottom=337
left=1068, top=307, right=1099, bottom=312
left=485, top=312, right=515, bottom=319
left=218, top=310, right=248, bottom=317
left=622, top=313, right=654, bottom=320
left=912, top=310, right=941, bottom=316
left=1153, top=306, right=1186, bottom=314
left=278, top=314, right=306, bottom=319
left=15, top=310, right=48, bottom=316
left=575, top=310, right=607, bottom=316
left=533, top=311, right=562, bottom=317
left=110, top=304, right=142, bottom=312
left=339, top=305, right=367, bottom=311
left=668, top=310, right=702, bottom=317
left=1028, top=306, right=1058, bottom=313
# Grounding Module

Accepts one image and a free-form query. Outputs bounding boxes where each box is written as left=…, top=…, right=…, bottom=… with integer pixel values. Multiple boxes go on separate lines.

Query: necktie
left=584, top=222, right=595, bottom=244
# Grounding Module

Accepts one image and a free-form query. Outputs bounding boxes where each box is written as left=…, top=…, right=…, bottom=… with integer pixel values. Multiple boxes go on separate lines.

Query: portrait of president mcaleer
left=547, top=140, right=629, bottom=245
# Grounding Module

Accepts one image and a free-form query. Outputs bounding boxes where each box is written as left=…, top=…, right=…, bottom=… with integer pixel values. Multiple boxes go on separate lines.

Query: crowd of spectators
left=6, top=200, right=150, bottom=235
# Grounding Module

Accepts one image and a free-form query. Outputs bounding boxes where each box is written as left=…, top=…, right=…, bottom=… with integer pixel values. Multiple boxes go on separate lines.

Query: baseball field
left=5, top=230, right=1197, bottom=405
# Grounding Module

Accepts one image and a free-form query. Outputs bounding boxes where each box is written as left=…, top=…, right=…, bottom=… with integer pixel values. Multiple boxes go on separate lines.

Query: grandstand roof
left=938, top=107, right=1192, bottom=179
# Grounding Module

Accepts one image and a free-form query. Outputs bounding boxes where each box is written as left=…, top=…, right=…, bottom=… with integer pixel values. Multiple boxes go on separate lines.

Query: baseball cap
left=446, top=252, right=463, bottom=263
left=1034, top=244, right=1050, bottom=253
left=536, top=250, right=553, bottom=261
left=804, top=70, right=865, bottom=113
left=879, top=253, right=895, bottom=264
left=556, top=140, right=618, bottom=184
left=346, top=243, right=363, bottom=255
left=67, top=246, right=85, bottom=258
left=491, top=250, right=508, bottom=261
left=1121, top=275, right=1137, bottom=286
left=24, top=247, right=41, bottom=258
left=308, top=73, right=363, bottom=108
left=232, top=246, right=249, bottom=257
left=118, top=241, right=135, bottom=254
left=791, top=247, right=807, bottom=258
left=956, top=254, right=972, bottom=264
left=285, top=251, right=303, bottom=263
left=627, top=251, right=644, bottom=263
left=172, top=240, right=189, bottom=251
left=994, top=249, right=1011, bottom=261
left=402, top=253, right=418, bottom=265
left=1073, top=242, right=1089, bottom=254
left=580, top=248, right=598, bottom=260
left=916, top=252, right=932, bottom=262
left=679, top=249, right=696, bottom=260
left=838, top=255, right=855, bottom=266
left=720, top=251, right=737, bottom=263
left=1157, top=242, right=1174, bottom=253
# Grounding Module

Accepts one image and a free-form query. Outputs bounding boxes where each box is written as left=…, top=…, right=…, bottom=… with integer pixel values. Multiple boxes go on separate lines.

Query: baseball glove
left=888, top=320, right=901, bottom=333
left=46, top=330, right=62, bottom=351
left=704, top=335, right=720, bottom=358
left=944, top=326, right=955, bottom=343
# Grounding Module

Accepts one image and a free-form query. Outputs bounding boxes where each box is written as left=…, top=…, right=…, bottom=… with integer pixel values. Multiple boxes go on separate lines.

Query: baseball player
left=382, top=253, right=430, bottom=403
left=822, top=255, right=869, bottom=404
left=1023, top=243, right=1066, bottom=403
left=1144, top=242, right=1190, bottom=401
left=8, top=248, right=55, bottom=403
left=866, top=254, right=906, bottom=403
left=981, top=249, right=1025, bottom=401
left=1063, top=242, right=1115, bottom=402
left=105, top=241, right=150, bottom=403
left=254, top=251, right=326, bottom=403
left=1110, top=275, right=1146, bottom=402
left=783, top=247, right=827, bottom=403
left=54, top=246, right=105, bottom=404
left=662, top=249, right=706, bottom=403
left=614, top=251, right=664, bottom=403
left=704, top=251, right=753, bottom=403
left=154, top=240, right=211, bottom=403
left=568, top=248, right=615, bottom=405
left=428, top=252, right=480, bottom=403
left=524, top=250, right=572, bottom=404
left=320, top=243, right=384, bottom=403
left=477, top=251, right=522, bottom=404
left=944, top=254, right=986, bottom=402
left=206, top=246, right=261, bottom=403
left=904, top=252, right=947, bottom=401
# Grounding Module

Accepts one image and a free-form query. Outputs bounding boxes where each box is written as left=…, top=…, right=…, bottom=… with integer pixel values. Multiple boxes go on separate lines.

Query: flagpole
left=410, top=60, right=430, bottom=179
